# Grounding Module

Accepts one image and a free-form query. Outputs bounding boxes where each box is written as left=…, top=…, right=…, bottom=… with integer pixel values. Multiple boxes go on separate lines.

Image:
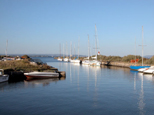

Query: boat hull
left=130, top=66, right=150, bottom=71
left=24, top=72, right=59, bottom=80
left=0, top=75, right=9, bottom=83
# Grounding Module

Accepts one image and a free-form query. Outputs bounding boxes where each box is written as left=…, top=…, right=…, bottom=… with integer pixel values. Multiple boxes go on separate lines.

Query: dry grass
left=0, top=59, right=56, bottom=72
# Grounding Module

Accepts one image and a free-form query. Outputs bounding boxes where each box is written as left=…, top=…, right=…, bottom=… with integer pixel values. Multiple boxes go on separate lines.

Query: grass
left=0, top=59, right=56, bottom=72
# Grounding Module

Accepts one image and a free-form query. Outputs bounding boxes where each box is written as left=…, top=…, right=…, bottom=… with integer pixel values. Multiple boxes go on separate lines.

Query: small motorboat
left=0, top=69, right=9, bottom=83
left=24, top=71, right=59, bottom=80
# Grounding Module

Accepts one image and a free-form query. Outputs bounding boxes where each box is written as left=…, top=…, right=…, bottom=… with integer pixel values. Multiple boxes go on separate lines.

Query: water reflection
left=77, top=63, right=80, bottom=91
left=138, top=73, right=145, bottom=115
left=0, top=82, right=9, bottom=92
left=144, top=74, right=154, bottom=82
left=0, top=77, right=66, bottom=91
left=70, top=62, right=72, bottom=83
left=134, top=72, right=136, bottom=91
left=24, top=78, right=59, bottom=87
left=89, top=66, right=101, bottom=108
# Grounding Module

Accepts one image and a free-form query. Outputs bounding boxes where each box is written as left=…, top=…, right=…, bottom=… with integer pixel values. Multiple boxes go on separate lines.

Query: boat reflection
left=0, top=82, right=9, bottom=92
left=143, top=74, right=154, bottom=82
left=134, top=72, right=136, bottom=91
left=24, top=76, right=66, bottom=87
left=138, top=73, right=145, bottom=115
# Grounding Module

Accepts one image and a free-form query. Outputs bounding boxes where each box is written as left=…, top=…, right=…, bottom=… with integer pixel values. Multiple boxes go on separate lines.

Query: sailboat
left=89, top=24, right=101, bottom=66
left=63, top=42, right=69, bottom=62
left=82, top=35, right=91, bottom=65
left=68, top=42, right=72, bottom=62
left=57, top=44, right=62, bottom=61
left=70, top=37, right=80, bottom=63
left=130, top=26, right=150, bottom=70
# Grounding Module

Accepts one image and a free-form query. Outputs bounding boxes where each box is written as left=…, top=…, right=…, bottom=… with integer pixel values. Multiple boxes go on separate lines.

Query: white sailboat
left=63, top=42, right=69, bottom=62
left=70, top=37, right=80, bottom=63
left=82, top=35, right=91, bottom=65
left=90, top=24, right=101, bottom=66
left=57, top=43, right=62, bottom=61
left=69, top=42, right=72, bottom=62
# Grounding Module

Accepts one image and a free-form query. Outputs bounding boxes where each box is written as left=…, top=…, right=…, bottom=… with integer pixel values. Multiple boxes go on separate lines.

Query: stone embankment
left=101, top=61, right=151, bottom=68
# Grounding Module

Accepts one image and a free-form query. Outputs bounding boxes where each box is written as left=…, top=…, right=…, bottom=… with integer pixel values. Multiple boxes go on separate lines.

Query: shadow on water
left=24, top=77, right=66, bottom=87
left=0, top=76, right=66, bottom=91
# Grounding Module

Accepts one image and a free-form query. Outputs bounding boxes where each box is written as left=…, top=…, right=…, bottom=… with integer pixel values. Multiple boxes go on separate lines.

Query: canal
left=0, top=57, right=154, bottom=115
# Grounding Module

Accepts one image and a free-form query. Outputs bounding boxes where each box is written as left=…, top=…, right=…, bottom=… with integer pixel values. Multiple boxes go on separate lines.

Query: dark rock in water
left=4, top=69, right=26, bottom=82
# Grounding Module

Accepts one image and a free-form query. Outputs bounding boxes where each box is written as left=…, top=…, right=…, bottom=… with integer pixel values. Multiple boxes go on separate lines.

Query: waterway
left=0, top=57, right=154, bottom=115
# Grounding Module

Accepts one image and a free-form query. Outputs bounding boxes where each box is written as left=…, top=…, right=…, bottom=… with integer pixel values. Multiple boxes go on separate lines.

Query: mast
left=5, top=40, right=8, bottom=56
left=74, top=45, right=76, bottom=59
left=70, top=42, right=72, bottom=58
left=78, top=37, right=80, bottom=59
left=59, top=43, right=61, bottom=58
left=95, top=24, right=98, bottom=60
left=88, top=35, right=90, bottom=59
left=139, top=26, right=146, bottom=66
left=66, top=42, right=68, bottom=58
left=142, top=26, right=144, bottom=66
left=63, top=44, right=64, bottom=58
left=135, top=37, right=136, bottom=66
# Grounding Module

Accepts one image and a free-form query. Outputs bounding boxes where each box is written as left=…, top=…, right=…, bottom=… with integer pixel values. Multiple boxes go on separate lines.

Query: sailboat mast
left=59, top=43, right=61, bottom=57
left=5, top=40, right=8, bottom=56
left=66, top=42, right=68, bottom=58
left=74, top=45, right=75, bottom=58
left=95, top=24, right=97, bottom=60
left=63, top=44, right=64, bottom=58
left=139, top=26, right=146, bottom=66
left=142, top=26, right=144, bottom=66
left=78, top=37, right=80, bottom=58
left=88, top=35, right=90, bottom=59
left=135, top=37, right=136, bottom=66
left=70, top=42, right=72, bottom=58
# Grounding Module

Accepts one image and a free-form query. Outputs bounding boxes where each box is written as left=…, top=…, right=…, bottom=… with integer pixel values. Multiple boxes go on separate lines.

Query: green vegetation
left=145, top=56, right=154, bottom=64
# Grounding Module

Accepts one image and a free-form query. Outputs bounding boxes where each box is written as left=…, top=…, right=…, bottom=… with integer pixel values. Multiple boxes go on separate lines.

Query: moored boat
left=90, top=25, right=101, bottom=67
left=130, top=66, right=150, bottom=71
left=57, top=57, right=62, bottom=61
left=130, top=26, right=150, bottom=70
left=63, top=58, right=69, bottom=62
left=143, top=66, right=154, bottom=74
left=0, top=69, right=9, bottom=83
left=138, top=67, right=149, bottom=72
left=24, top=72, right=59, bottom=80
left=89, top=60, right=101, bottom=66
left=82, top=60, right=91, bottom=65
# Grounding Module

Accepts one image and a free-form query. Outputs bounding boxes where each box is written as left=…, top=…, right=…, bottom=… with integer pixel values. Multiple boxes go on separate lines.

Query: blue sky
left=0, top=0, right=153, bottom=56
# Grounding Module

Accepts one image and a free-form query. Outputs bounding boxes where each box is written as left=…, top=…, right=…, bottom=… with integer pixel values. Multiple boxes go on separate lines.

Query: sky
left=0, top=0, right=153, bottom=57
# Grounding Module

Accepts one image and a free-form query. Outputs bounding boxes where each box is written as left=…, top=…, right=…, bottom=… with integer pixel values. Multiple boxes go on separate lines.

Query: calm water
left=0, top=57, right=154, bottom=115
